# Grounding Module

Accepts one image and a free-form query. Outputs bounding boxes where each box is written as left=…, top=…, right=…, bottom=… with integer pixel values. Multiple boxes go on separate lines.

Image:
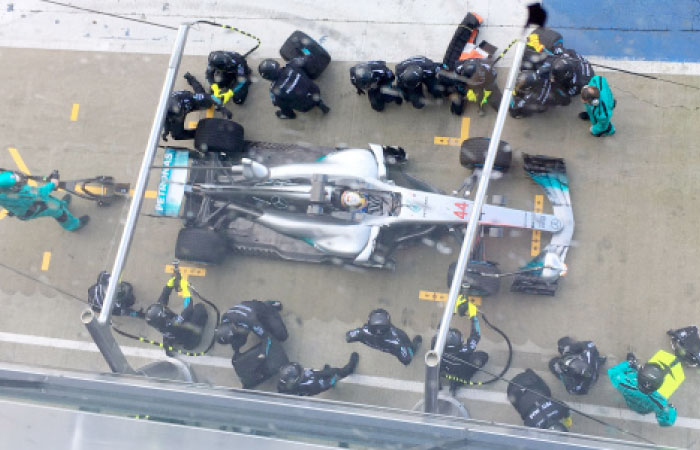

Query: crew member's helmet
left=278, top=362, right=304, bottom=392
left=445, top=328, right=463, bottom=351
left=515, top=71, right=539, bottom=93
left=353, top=64, right=373, bottom=89
left=561, top=355, right=592, bottom=378
left=637, top=362, right=665, bottom=394
left=550, top=58, right=574, bottom=83
left=399, top=65, right=423, bottom=89
left=547, top=421, right=569, bottom=432
left=455, top=61, right=477, bottom=79
left=145, top=303, right=167, bottom=330
left=368, top=309, right=391, bottom=335
left=258, top=59, right=282, bottom=81
left=340, top=191, right=368, bottom=209
left=215, top=322, right=248, bottom=345
left=581, top=85, right=601, bottom=105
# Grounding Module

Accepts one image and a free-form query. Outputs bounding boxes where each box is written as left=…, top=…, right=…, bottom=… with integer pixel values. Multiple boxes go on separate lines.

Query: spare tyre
left=175, top=227, right=228, bottom=265
left=194, top=119, right=244, bottom=155
left=279, top=30, right=331, bottom=79
left=447, top=260, right=501, bottom=297
left=443, top=12, right=483, bottom=70
left=459, top=137, right=512, bottom=172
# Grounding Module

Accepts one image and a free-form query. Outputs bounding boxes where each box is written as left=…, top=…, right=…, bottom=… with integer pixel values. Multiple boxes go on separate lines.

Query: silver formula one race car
left=156, top=119, right=574, bottom=295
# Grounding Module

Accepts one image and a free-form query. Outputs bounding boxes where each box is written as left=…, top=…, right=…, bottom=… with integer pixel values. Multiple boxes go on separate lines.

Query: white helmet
left=340, top=191, right=367, bottom=209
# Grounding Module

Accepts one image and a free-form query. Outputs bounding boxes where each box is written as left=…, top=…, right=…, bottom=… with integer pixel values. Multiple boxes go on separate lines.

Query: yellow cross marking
left=419, top=290, right=481, bottom=306
left=129, top=189, right=158, bottom=199
left=8, top=147, right=36, bottom=186
left=70, top=103, right=80, bottom=121
left=206, top=107, right=214, bottom=119
left=0, top=210, right=7, bottom=220
left=531, top=194, right=544, bottom=256
left=187, top=121, right=199, bottom=130
left=41, top=252, right=51, bottom=271
left=434, top=117, right=470, bottom=147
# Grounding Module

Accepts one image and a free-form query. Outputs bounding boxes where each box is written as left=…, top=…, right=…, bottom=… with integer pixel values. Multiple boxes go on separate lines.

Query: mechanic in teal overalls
left=579, top=75, right=615, bottom=137
left=608, top=353, right=677, bottom=427
left=0, top=170, right=88, bottom=231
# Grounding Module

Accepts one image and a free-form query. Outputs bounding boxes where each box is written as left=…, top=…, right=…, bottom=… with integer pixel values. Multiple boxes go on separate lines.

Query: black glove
left=356, top=88, right=365, bottom=95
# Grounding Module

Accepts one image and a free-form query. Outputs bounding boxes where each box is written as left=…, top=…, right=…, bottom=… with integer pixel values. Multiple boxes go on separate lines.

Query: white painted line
left=1, top=330, right=700, bottom=430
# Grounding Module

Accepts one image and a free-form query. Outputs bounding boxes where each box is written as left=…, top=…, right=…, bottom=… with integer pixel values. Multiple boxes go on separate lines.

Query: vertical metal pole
left=85, top=23, right=191, bottom=373
left=424, top=40, right=527, bottom=412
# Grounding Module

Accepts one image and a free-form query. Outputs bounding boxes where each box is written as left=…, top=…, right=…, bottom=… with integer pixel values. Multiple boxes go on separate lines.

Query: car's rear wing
left=511, top=154, right=574, bottom=295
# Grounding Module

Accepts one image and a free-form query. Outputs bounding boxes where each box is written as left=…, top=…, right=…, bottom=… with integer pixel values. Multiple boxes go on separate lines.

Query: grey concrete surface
left=0, top=46, right=700, bottom=448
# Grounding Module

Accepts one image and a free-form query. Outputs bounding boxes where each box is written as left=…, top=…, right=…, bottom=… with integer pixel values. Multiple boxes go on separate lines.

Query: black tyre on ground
left=459, top=137, right=512, bottom=172
left=279, top=30, right=331, bottom=79
left=447, top=260, right=501, bottom=297
left=175, top=227, right=229, bottom=265
left=194, top=119, right=245, bottom=155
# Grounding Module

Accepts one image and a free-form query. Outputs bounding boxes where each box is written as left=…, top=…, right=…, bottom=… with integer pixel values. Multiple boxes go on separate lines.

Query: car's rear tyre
left=459, top=137, right=512, bottom=172
left=447, top=260, right=501, bottom=297
left=175, top=227, right=228, bottom=265
left=194, top=119, right=244, bottom=155
left=279, top=30, right=331, bottom=79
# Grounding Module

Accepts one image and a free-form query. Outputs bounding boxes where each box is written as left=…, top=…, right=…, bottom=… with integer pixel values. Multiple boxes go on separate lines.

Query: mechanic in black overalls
left=346, top=309, right=422, bottom=366
left=214, top=300, right=288, bottom=351
left=258, top=58, right=331, bottom=119
left=145, top=269, right=208, bottom=351
left=548, top=48, right=594, bottom=100
left=509, top=70, right=567, bottom=118
left=549, top=336, right=606, bottom=395
left=277, top=352, right=359, bottom=396
left=87, top=271, right=143, bottom=318
left=349, top=61, right=402, bottom=111
left=162, top=73, right=231, bottom=141
left=395, top=56, right=444, bottom=109
left=432, top=300, right=488, bottom=394
left=508, top=369, right=572, bottom=431
left=205, top=50, right=252, bottom=105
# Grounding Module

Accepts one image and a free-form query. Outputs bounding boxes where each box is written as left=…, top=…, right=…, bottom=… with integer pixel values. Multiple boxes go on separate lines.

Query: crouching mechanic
left=0, top=169, right=88, bottom=231
left=508, top=369, right=572, bottom=431
left=88, top=271, right=143, bottom=318
left=145, top=268, right=208, bottom=351
left=608, top=353, right=677, bottom=426
left=549, top=336, right=606, bottom=395
left=346, top=309, right=422, bottom=365
left=433, top=300, right=488, bottom=394
left=215, top=300, right=288, bottom=351
left=349, top=61, right=402, bottom=112
left=162, top=72, right=232, bottom=141
left=205, top=50, right=252, bottom=105
left=277, top=352, right=359, bottom=396
left=258, top=58, right=330, bottom=119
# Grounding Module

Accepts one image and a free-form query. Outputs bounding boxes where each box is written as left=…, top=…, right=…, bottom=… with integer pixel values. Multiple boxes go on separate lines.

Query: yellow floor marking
left=531, top=194, right=544, bottom=256
left=70, top=103, right=80, bottom=121
left=434, top=117, right=470, bottom=146
left=129, top=189, right=158, bottom=199
left=0, top=209, right=6, bottom=220
left=8, top=147, right=36, bottom=186
left=165, top=265, right=206, bottom=277
left=206, top=107, right=214, bottom=119
left=187, top=121, right=199, bottom=129
left=419, top=290, right=481, bottom=307
left=41, top=252, right=51, bottom=271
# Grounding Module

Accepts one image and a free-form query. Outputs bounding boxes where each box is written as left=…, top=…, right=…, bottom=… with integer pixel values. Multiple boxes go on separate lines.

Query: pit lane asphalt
left=1, top=47, right=700, bottom=448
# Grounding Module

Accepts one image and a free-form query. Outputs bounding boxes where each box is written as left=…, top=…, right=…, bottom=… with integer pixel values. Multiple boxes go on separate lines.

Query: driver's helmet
left=258, top=59, right=282, bottom=81
left=550, top=57, right=574, bottom=83
left=637, top=362, right=665, bottom=394
left=399, top=65, right=423, bottom=89
left=340, top=191, right=368, bottom=209
left=278, top=362, right=304, bottom=392
left=353, top=64, right=373, bottom=89
left=368, top=309, right=391, bottom=335
left=455, top=60, right=478, bottom=79
left=547, top=421, right=569, bottom=432
left=215, top=322, right=248, bottom=345
left=561, top=354, right=592, bottom=378
left=145, top=303, right=168, bottom=330
left=445, top=328, right=463, bottom=351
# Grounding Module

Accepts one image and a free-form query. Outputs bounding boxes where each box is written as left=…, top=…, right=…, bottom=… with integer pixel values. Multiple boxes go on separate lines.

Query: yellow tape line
left=0, top=209, right=7, bottom=220
left=187, top=121, right=199, bottom=130
left=206, top=107, right=214, bottom=119
left=434, top=117, right=470, bottom=146
left=164, top=265, right=206, bottom=277
left=531, top=194, right=544, bottom=256
left=41, top=252, right=51, bottom=271
left=419, top=290, right=481, bottom=306
left=129, top=189, right=158, bottom=199
left=8, top=147, right=36, bottom=186
left=70, top=103, right=80, bottom=121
